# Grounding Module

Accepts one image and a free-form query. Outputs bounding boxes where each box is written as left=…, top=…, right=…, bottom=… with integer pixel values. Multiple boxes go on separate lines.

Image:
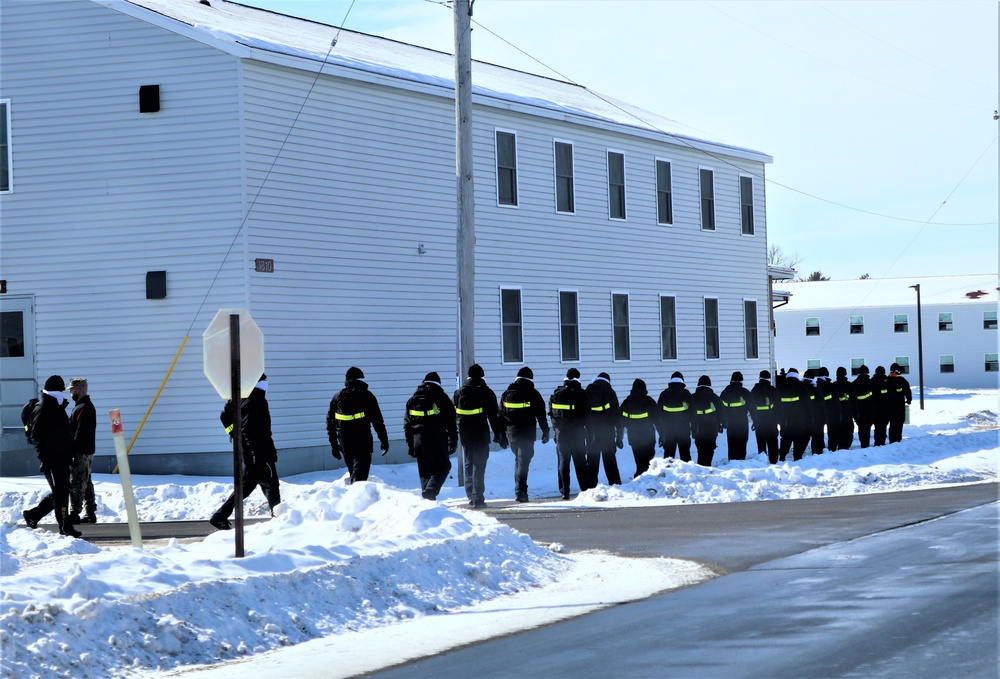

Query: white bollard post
left=109, top=410, right=143, bottom=549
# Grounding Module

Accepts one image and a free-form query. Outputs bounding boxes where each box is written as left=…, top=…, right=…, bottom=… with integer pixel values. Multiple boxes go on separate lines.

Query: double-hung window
left=496, top=131, right=518, bottom=206
left=700, top=168, right=715, bottom=230
left=500, top=288, right=523, bottom=363
left=608, top=151, right=626, bottom=220
left=554, top=141, right=574, bottom=214
left=940, top=355, right=955, bottom=373
left=850, top=315, right=864, bottom=334
left=0, top=100, right=11, bottom=193
left=984, top=311, right=997, bottom=330
left=805, top=317, right=820, bottom=336
left=894, top=314, right=908, bottom=333
left=612, top=293, right=630, bottom=360
left=660, top=295, right=677, bottom=360
left=656, top=160, right=673, bottom=225
left=894, top=356, right=910, bottom=375
left=938, top=312, right=953, bottom=332
left=851, top=358, right=865, bottom=376
left=986, top=353, right=999, bottom=372
left=740, top=176, right=754, bottom=235
left=704, top=297, right=720, bottom=359
left=744, top=300, right=758, bottom=359
left=559, top=290, right=580, bottom=362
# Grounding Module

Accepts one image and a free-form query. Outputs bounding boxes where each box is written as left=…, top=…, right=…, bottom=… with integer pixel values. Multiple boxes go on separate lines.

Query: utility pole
left=454, top=0, right=475, bottom=484
left=910, top=284, right=925, bottom=410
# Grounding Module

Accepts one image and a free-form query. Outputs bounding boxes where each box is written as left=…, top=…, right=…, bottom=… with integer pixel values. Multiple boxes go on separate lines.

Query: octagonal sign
left=203, top=309, right=265, bottom=400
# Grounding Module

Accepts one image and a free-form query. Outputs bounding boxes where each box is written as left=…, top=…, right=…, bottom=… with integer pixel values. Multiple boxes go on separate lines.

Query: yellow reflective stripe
left=503, top=401, right=530, bottom=409
left=857, top=392, right=872, bottom=400
left=24, top=425, right=29, bottom=432
left=696, top=405, right=716, bottom=416
left=723, top=399, right=745, bottom=407
left=823, top=394, right=834, bottom=400
left=335, top=412, right=366, bottom=421
left=781, top=397, right=799, bottom=403
left=224, top=424, right=234, bottom=434
left=591, top=403, right=611, bottom=412
left=408, top=405, right=441, bottom=417
left=551, top=403, right=574, bottom=410
left=839, top=395, right=850, bottom=401
left=623, top=412, right=648, bottom=419
left=755, top=404, right=773, bottom=411
left=663, top=405, right=688, bottom=413
left=455, top=407, right=483, bottom=415
left=879, top=389, right=888, bottom=395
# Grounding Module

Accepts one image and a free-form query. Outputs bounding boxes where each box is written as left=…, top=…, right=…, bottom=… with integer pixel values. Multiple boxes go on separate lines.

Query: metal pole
left=910, top=285, right=924, bottom=410
left=455, top=0, right=475, bottom=486
left=229, top=314, right=245, bottom=557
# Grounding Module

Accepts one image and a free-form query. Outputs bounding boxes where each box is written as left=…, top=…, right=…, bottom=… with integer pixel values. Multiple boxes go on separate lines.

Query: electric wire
left=460, top=9, right=995, bottom=227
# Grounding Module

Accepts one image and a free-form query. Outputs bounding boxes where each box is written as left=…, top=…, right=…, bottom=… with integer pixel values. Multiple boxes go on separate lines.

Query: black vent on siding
left=139, top=85, right=160, bottom=113
left=146, top=271, right=167, bottom=299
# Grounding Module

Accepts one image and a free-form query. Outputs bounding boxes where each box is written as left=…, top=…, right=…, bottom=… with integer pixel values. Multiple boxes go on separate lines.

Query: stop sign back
left=203, top=309, right=265, bottom=399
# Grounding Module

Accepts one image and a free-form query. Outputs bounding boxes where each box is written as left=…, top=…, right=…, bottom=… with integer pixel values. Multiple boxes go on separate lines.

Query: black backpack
left=549, top=385, right=578, bottom=420
left=407, top=388, right=440, bottom=429
left=455, top=384, right=484, bottom=417
left=501, top=387, right=535, bottom=426
left=20, top=398, right=39, bottom=444
left=335, top=387, right=368, bottom=424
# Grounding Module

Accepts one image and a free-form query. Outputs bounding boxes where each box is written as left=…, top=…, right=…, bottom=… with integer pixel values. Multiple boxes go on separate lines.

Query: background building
left=1, top=0, right=775, bottom=475
left=774, top=274, right=999, bottom=391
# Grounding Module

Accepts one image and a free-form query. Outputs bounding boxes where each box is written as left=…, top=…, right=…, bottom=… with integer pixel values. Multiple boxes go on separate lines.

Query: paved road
left=368, top=486, right=999, bottom=679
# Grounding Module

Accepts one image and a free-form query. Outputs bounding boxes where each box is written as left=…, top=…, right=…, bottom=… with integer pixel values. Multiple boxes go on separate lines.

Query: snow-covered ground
left=2, top=388, right=997, bottom=679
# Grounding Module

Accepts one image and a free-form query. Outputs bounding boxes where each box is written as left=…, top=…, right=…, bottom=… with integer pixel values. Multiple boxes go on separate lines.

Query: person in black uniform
left=871, top=366, right=890, bottom=446
left=657, top=371, right=693, bottom=462
left=67, top=377, right=97, bottom=524
left=404, top=372, right=457, bottom=501
left=327, top=367, right=390, bottom=484
left=549, top=368, right=590, bottom=499
left=719, top=371, right=752, bottom=461
left=690, top=375, right=724, bottom=466
left=832, top=367, right=857, bottom=450
left=886, top=363, right=913, bottom=444
left=853, top=365, right=875, bottom=448
left=802, top=370, right=826, bottom=455
left=499, top=367, right=549, bottom=503
left=619, top=378, right=664, bottom=478
left=777, top=368, right=812, bottom=461
left=22, top=375, right=81, bottom=537
left=585, top=372, right=623, bottom=487
left=816, top=367, right=841, bottom=452
left=454, top=364, right=507, bottom=508
left=210, top=374, right=281, bottom=530
left=749, top=370, right=780, bottom=463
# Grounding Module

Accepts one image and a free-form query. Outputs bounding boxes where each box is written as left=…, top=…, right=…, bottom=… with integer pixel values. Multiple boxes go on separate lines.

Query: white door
left=0, top=296, right=36, bottom=450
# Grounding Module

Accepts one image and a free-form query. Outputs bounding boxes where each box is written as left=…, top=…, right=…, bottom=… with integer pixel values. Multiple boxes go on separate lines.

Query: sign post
left=203, top=309, right=264, bottom=559
left=109, top=409, right=143, bottom=549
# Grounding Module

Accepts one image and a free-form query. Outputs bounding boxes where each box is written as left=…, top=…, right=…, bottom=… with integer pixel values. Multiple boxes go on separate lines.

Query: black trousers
left=555, top=426, right=588, bottom=498
left=588, top=432, right=621, bottom=486
left=24, top=464, right=71, bottom=530
left=755, top=427, right=779, bottom=464
left=694, top=436, right=717, bottom=467
left=856, top=415, right=873, bottom=448
left=662, top=432, right=692, bottom=462
left=215, top=459, right=281, bottom=519
left=779, top=431, right=809, bottom=461
left=631, top=441, right=655, bottom=478
left=726, top=425, right=749, bottom=461
left=416, top=453, right=451, bottom=501
left=873, top=416, right=889, bottom=446
left=508, top=430, right=535, bottom=500
left=344, top=448, right=373, bottom=484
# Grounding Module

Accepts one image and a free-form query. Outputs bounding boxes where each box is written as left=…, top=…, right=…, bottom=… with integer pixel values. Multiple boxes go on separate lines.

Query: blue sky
left=237, top=0, right=998, bottom=281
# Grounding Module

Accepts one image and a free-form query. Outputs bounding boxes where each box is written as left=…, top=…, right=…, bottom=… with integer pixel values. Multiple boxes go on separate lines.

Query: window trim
left=494, top=128, right=519, bottom=208
left=739, top=174, right=755, bottom=236
left=938, top=312, right=953, bottom=332
left=850, top=358, right=866, bottom=376
left=894, top=313, right=909, bottom=333
left=611, top=291, right=631, bottom=362
left=553, top=139, right=575, bottom=215
left=499, top=286, right=523, bottom=364
left=805, top=317, right=820, bottom=337
left=0, top=99, right=11, bottom=194
left=744, top=298, right=759, bottom=359
left=558, top=288, right=580, bottom=363
left=894, top=356, right=910, bottom=375
left=704, top=296, right=720, bottom=360
left=986, top=353, right=999, bottom=372
left=939, top=354, right=955, bottom=374
left=607, top=150, right=627, bottom=221
left=806, top=359, right=822, bottom=371
left=655, top=158, right=674, bottom=226
left=659, top=294, right=678, bottom=361
left=984, top=311, right=998, bottom=330
left=849, top=315, right=865, bottom=335
left=699, top=167, right=716, bottom=231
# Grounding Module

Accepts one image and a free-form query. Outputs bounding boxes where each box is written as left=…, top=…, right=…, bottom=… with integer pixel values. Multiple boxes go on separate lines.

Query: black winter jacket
left=454, top=377, right=504, bottom=446
left=32, top=392, right=72, bottom=470
left=499, top=378, right=549, bottom=438
left=619, top=381, right=662, bottom=450
left=585, top=377, right=622, bottom=442
left=404, top=381, right=458, bottom=456
left=69, top=394, right=97, bottom=457
left=326, top=379, right=389, bottom=455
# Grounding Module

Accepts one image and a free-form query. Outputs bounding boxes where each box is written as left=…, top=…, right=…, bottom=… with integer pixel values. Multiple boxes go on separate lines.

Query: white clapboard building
left=773, top=274, right=999, bottom=390
left=0, top=0, right=776, bottom=475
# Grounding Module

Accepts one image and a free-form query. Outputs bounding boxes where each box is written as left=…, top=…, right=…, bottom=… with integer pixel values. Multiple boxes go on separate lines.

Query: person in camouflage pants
left=68, top=378, right=97, bottom=524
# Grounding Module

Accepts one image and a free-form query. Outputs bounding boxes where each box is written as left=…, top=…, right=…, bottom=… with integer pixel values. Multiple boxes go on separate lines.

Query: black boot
left=80, top=512, right=97, bottom=524
left=58, top=508, right=82, bottom=538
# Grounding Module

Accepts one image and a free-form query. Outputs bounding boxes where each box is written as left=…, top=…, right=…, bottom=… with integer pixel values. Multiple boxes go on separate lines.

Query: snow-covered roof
left=780, top=274, right=999, bottom=310
left=105, top=0, right=771, bottom=163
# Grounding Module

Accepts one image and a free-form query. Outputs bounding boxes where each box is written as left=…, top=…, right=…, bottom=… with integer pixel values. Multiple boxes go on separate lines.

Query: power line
left=461, top=10, right=996, bottom=228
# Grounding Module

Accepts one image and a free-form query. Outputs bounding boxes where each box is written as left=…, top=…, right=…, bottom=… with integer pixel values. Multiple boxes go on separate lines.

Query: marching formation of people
left=19, top=359, right=914, bottom=535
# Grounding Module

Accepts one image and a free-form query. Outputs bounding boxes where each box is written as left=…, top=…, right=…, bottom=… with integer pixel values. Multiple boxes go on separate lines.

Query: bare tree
left=767, top=244, right=802, bottom=270
left=859, top=273, right=871, bottom=279
left=804, top=270, right=830, bottom=282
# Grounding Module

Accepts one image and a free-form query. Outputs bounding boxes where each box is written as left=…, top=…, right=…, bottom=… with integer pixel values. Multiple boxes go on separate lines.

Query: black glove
left=541, top=430, right=550, bottom=445
left=330, top=447, right=342, bottom=460
left=380, top=441, right=390, bottom=456
left=407, top=446, right=416, bottom=458
left=500, top=434, right=509, bottom=450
